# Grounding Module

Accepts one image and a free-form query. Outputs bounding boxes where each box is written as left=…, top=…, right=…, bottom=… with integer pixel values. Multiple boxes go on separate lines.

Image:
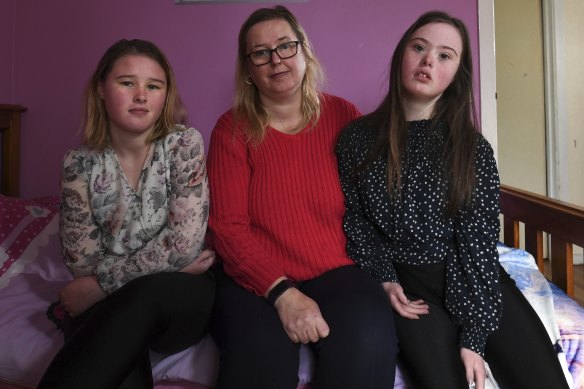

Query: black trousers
left=37, top=271, right=215, bottom=389
left=393, top=262, right=570, bottom=389
left=210, top=264, right=398, bottom=389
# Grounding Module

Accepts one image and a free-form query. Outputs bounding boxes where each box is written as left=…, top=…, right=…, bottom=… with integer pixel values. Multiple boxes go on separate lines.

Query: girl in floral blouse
left=38, top=39, right=215, bottom=389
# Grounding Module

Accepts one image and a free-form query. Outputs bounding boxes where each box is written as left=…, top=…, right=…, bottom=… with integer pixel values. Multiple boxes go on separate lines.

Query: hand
left=460, top=347, right=486, bottom=389
left=180, top=249, right=215, bottom=275
left=382, top=281, right=429, bottom=319
left=273, top=287, right=330, bottom=344
left=59, top=276, right=106, bottom=317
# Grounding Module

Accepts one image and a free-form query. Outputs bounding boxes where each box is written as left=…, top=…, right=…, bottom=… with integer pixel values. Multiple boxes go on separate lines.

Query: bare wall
left=0, top=1, right=15, bottom=102
left=564, top=0, right=584, bottom=206
left=1, top=0, right=479, bottom=198
left=495, top=0, right=546, bottom=196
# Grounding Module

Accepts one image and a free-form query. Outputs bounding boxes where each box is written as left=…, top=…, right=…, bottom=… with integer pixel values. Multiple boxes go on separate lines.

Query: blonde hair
left=82, top=39, right=187, bottom=150
left=234, top=5, right=324, bottom=144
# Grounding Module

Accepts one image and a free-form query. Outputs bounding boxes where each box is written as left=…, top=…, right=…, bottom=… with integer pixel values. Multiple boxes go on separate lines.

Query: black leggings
left=210, top=264, right=398, bottom=389
left=393, top=262, right=570, bottom=389
left=37, top=271, right=215, bottom=389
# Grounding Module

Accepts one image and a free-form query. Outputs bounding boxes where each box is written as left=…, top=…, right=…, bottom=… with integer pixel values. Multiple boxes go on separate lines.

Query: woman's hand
left=460, top=347, right=486, bottom=389
left=273, top=287, right=330, bottom=344
left=59, top=276, right=106, bottom=317
left=180, top=249, right=215, bottom=275
left=382, top=281, right=429, bottom=319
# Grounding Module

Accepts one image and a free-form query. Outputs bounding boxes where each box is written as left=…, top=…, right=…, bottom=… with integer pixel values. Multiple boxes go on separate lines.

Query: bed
left=0, top=104, right=582, bottom=389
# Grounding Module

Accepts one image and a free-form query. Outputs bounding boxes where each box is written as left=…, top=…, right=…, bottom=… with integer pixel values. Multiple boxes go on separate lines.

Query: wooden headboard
left=0, top=104, right=27, bottom=197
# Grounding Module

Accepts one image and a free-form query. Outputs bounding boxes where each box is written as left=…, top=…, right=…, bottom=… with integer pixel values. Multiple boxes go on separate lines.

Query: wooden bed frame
left=501, top=185, right=584, bottom=297
left=0, top=104, right=27, bottom=197
left=0, top=104, right=581, bottom=298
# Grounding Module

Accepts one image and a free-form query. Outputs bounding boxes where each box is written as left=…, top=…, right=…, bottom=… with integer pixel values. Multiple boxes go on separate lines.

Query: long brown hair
left=82, top=39, right=187, bottom=150
left=234, top=5, right=324, bottom=144
left=359, top=11, right=478, bottom=217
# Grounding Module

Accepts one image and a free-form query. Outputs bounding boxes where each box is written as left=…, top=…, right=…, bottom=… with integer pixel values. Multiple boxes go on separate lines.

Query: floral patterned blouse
left=59, top=126, right=209, bottom=294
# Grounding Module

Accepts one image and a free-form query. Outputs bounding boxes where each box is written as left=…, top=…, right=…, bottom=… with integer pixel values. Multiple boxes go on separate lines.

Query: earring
left=245, top=75, right=254, bottom=85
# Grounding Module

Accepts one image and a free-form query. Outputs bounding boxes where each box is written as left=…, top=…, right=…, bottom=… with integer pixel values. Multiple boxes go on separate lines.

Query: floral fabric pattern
left=60, top=126, right=208, bottom=294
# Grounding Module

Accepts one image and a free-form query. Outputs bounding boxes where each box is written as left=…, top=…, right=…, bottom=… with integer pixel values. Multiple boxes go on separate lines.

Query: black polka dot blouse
left=336, top=119, right=503, bottom=356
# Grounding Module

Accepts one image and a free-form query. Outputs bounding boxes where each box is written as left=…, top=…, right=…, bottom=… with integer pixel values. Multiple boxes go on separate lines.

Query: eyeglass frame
left=246, top=41, right=302, bottom=66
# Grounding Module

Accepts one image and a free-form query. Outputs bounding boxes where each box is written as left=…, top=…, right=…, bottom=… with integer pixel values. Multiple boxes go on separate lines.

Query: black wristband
left=267, top=278, right=297, bottom=306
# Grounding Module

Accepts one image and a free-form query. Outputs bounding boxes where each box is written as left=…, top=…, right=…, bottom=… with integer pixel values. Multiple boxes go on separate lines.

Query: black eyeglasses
left=247, top=41, right=301, bottom=66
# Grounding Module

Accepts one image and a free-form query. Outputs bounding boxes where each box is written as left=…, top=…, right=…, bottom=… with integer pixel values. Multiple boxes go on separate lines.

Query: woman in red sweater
left=207, top=5, right=397, bottom=389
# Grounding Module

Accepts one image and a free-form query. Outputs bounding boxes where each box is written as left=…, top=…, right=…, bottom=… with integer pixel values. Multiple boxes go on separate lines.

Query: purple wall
left=0, top=1, right=15, bottom=102
left=1, top=0, right=479, bottom=198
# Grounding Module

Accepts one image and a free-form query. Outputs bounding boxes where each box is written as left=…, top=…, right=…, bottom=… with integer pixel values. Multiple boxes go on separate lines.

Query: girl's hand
left=59, top=276, right=106, bottom=317
left=180, top=249, right=215, bottom=274
left=460, top=347, right=486, bottom=389
left=382, top=281, right=429, bottom=319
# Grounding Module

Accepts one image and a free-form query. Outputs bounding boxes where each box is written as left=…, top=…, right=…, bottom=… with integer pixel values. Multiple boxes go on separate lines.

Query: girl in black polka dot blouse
left=336, top=11, right=570, bottom=389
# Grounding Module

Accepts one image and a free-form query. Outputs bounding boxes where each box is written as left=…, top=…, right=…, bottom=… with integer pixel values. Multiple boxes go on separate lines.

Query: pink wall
left=1, top=0, right=479, bottom=198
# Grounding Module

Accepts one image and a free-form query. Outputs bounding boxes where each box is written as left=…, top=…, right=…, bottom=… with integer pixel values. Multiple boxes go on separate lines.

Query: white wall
left=563, top=0, right=584, bottom=206
left=494, top=0, right=547, bottom=196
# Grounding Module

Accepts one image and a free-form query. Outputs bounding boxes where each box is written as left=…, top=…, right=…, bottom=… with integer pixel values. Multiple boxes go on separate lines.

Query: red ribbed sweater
left=207, top=94, right=361, bottom=295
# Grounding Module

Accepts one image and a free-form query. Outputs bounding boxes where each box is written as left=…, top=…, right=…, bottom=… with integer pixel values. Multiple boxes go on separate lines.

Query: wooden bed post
left=0, top=104, right=27, bottom=197
left=525, top=225, right=544, bottom=273
left=503, top=217, right=520, bottom=249
left=551, top=238, right=574, bottom=296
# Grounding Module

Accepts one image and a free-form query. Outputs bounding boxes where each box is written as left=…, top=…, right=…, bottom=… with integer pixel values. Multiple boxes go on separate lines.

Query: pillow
left=0, top=195, right=74, bottom=387
left=0, top=195, right=61, bottom=288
